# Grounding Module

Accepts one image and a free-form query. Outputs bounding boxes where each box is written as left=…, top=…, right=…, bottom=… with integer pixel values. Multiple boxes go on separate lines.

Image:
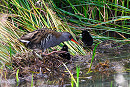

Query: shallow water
left=76, top=48, right=130, bottom=87
left=0, top=46, right=130, bottom=87
left=78, top=66, right=130, bottom=87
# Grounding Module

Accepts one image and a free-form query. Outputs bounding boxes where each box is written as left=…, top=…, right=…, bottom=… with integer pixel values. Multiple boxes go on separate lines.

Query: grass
left=111, top=81, right=113, bottom=87
left=16, top=69, right=19, bottom=85
left=76, top=66, right=80, bottom=87
left=0, top=0, right=129, bottom=64
left=87, top=42, right=100, bottom=73
left=52, top=0, right=130, bottom=40
left=62, top=62, right=77, bottom=85
left=71, top=77, right=74, bottom=87
left=31, top=73, right=34, bottom=87
left=63, top=62, right=80, bottom=87
left=0, top=0, right=129, bottom=86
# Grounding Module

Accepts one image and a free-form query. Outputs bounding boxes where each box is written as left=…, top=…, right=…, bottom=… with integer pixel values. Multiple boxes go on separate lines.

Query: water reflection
left=114, top=73, right=128, bottom=87
left=114, top=63, right=128, bottom=87
left=79, top=72, right=130, bottom=87
left=78, top=48, right=130, bottom=87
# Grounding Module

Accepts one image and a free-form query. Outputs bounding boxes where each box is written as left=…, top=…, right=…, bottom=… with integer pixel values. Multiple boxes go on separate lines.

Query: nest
left=12, top=51, right=71, bottom=80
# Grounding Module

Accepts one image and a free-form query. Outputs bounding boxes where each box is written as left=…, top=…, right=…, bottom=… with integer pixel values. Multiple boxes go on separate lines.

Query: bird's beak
left=71, top=39, right=79, bottom=44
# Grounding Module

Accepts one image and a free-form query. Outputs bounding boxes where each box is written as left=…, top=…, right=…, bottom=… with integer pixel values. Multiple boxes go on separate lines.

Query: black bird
left=59, top=44, right=71, bottom=60
left=82, top=30, right=93, bottom=47
left=19, top=29, right=78, bottom=55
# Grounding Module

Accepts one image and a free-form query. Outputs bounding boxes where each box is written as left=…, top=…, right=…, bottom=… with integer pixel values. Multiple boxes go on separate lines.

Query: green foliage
left=0, top=0, right=87, bottom=66
left=87, top=42, right=100, bottom=73
left=71, top=76, right=74, bottom=87
left=111, top=81, right=113, bottom=87
left=52, top=0, right=130, bottom=41
left=0, top=0, right=129, bottom=86
left=76, top=66, right=80, bottom=87
left=63, top=62, right=80, bottom=87
left=0, top=0, right=129, bottom=76
left=31, top=73, right=34, bottom=87
left=16, top=69, right=19, bottom=83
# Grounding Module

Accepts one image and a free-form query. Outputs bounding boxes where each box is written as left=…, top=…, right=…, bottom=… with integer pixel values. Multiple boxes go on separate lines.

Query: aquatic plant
left=0, top=0, right=129, bottom=86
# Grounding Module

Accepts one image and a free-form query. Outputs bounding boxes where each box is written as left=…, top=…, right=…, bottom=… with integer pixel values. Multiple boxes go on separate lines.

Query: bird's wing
left=19, top=29, right=46, bottom=43
left=19, top=29, right=61, bottom=44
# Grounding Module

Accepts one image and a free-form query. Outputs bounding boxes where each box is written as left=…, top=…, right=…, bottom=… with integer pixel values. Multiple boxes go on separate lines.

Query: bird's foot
left=42, top=51, right=67, bottom=56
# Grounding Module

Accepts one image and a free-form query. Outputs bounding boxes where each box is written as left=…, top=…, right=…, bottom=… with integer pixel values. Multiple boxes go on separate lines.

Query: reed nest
left=12, top=51, right=71, bottom=80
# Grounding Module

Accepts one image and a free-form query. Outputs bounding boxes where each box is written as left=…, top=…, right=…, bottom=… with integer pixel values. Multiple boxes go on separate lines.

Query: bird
left=59, top=44, right=71, bottom=60
left=82, top=30, right=93, bottom=47
left=19, top=29, right=78, bottom=55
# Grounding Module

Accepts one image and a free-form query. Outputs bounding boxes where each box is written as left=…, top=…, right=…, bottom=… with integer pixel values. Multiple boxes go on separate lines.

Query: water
left=79, top=66, right=130, bottom=87
left=78, top=47, right=130, bottom=87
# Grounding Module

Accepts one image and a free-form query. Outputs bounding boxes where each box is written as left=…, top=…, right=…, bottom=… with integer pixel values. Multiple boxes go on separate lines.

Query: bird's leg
left=42, top=50, right=67, bottom=56
left=32, top=49, right=42, bottom=55
left=42, top=49, right=47, bottom=55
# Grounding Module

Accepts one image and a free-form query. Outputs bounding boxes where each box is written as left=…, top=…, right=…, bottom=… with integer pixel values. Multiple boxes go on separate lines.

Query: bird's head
left=62, top=32, right=78, bottom=44
left=82, top=30, right=90, bottom=36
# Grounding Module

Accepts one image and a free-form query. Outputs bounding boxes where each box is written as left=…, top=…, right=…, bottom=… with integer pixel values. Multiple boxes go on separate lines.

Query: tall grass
left=0, top=14, right=26, bottom=64
left=16, top=69, right=19, bottom=86
left=0, top=0, right=87, bottom=66
left=63, top=62, right=80, bottom=87
left=51, top=0, right=130, bottom=41
left=31, top=73, right=34, bottom=87
left=0, top=0, right=129, bottom=82
left=87, top=42, right=100, bottom=73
